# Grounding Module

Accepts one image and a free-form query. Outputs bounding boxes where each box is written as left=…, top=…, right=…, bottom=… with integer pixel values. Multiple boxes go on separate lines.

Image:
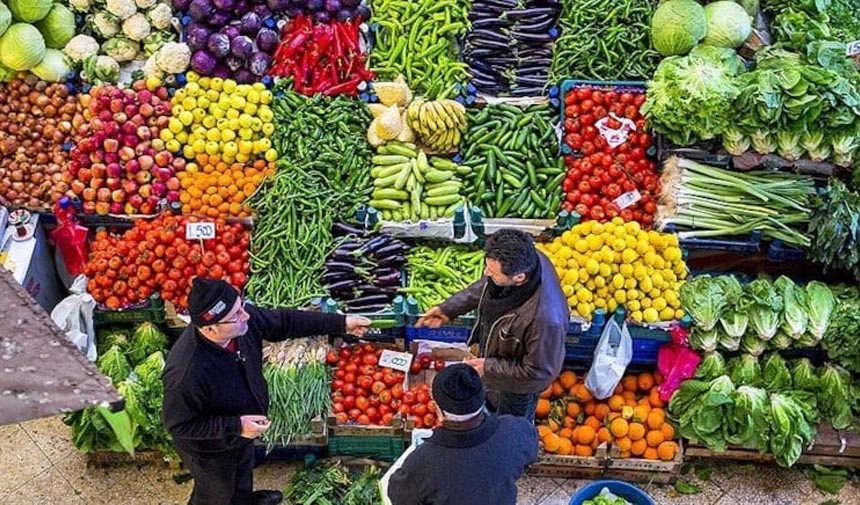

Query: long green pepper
left=403, top=245, right=485, bottom=310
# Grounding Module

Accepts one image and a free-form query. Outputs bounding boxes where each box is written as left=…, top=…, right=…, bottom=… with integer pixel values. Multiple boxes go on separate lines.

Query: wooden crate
left=327, top=414, right=405, bottom=438
left=526, top=444, right=608, bottom=479
left=605, top=441, right=684, bottom=484
left=86, top=450, right=179, bottom=469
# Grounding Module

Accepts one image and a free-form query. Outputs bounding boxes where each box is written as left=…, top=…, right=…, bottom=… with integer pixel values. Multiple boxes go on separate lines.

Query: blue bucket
left=569, top=480, right=655, bottom=505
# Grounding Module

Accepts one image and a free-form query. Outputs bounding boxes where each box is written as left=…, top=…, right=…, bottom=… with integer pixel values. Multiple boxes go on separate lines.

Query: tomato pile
left=327, top=344, right=441, bottom=428
left=83, top=215, right=250, bottom=309
left=560, top=87, right=659, bottom=228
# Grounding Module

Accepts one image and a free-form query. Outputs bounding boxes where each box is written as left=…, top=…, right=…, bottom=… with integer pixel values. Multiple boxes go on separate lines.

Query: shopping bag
left=585, top=316, right=632, bottom=400
left=50, top=275, right=97, bottom=361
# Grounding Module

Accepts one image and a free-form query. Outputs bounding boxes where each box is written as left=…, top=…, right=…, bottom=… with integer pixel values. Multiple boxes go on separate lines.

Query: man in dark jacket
left=417, top=229, right=568, bottom=421
left=162, top=278, right=370, bottom=505
left=387, top=364, right=538, bottom=505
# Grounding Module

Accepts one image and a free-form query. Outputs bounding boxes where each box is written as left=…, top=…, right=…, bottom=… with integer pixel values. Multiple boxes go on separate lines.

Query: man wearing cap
left=163, top=278, right=371, bottom=505
left=387, top=364, right=538, bottom=505
left=417, top=228, right=568, bottom=421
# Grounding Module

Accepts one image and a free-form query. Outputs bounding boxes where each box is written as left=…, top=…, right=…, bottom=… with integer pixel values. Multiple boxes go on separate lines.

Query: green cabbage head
left=35, top=3, right=76, bottom=49
left=0, top=23, right=46, bottom=71
left=651, top=0, right=707, bottom=56
left=7, top=0, right=52, bottom=22
left=703, top=1, right=752, bottom=49
left=0, top=2, right=11, bottom=37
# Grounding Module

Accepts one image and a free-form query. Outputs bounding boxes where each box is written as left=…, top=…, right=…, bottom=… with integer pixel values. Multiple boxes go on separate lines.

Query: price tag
left=613, top=190, right=642, bottom=210
left=186, top=222, right=216, bottom=240
left=378, top=350, right=413, bottom=373
left=846, top=40, right=860, bottom=56
left=595, top=113, right=637, bottom=149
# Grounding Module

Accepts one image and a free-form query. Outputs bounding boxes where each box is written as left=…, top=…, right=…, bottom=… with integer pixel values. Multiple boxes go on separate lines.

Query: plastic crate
left=322, top=298, right=405, bottom=341
left=768, top=239, right=807, bottom=262
left=569, top=480, right=655, bottom=505
left=404, top=314, right=476, bottom=346
left=663, top=225, right=763, bottom=254
left=327, top=435, right=406, bottom=462
left=254, top=443, right=326, bottom=465
left=93, top=294, right=166, bottom=325
left=559, top=80, right=646, bottom=155
left=76, top=213, right=137, bottom=232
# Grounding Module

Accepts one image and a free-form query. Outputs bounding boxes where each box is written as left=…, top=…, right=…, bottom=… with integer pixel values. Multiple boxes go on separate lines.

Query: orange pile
left=535, top=370, right=678, bottom=461
left=178, top=154, right=275, bottom=217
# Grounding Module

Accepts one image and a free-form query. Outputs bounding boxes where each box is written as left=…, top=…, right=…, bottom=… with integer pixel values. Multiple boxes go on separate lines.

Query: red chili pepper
left=322, top=78, right=361, bottom=96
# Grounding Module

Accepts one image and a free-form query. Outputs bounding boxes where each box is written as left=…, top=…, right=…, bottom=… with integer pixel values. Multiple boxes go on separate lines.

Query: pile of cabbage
left=671, top=354, right=856, bottom=467
left=681, top=275, right=836, bottom=355
left=64, top=0, right=190, bottom=84
left=650, top=0, right=754, bottom=57
left=0, top=0, right=76, bottom=82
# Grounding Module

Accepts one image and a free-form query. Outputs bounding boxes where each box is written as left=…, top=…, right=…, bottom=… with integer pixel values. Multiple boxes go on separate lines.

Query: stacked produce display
left=2, top=0, right=860, bottom=493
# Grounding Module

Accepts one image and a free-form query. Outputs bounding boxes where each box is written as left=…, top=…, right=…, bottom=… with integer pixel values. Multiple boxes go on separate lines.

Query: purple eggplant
left=376, top=254, right=405, bottom=267
left=207, top=32, right=231, bottom=58
left=332, top=223, right=366, bottom=237
left=326, top=260, right=358, bottom=271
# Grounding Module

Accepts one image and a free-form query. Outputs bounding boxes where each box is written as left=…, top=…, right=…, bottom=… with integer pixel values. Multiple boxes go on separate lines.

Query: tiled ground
left=1, top=415, right=858, bottom=504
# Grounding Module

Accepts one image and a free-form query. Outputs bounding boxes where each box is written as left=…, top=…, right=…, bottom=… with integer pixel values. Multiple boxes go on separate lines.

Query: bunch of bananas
left=406, top=99, right=468, bottom=152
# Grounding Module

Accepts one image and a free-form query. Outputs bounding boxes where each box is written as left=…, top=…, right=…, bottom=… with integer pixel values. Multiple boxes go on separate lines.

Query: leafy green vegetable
left=650, top=0, right=707, bottom=56
left=728, top=354, right=762, bottom=387
left=34, top=3, right=75, bottom=49
left=284, top=462, right=381, bottom=505
left=127, top=322, right=168, bottom=366
left=97, top=327, right=130, bottom=356
left=790, top=358, right=820, bottom=391
left=0, top=23, right=46, bottom=71
left=806, top=281, right=837, bottom=341
left=674, top=481, right=702, bottom=494
left=823, top=287, right=860, bottom=373
left=809, top=182, right=860, bottom=281
left=730, top=385, right=770, bottom=452
left=719, top=276, right=750, bottom=340
left=680, top=275, right=736, bottom=332
left=689, top=327, right=720, bottom=352
left=0, top=2, right=11, bottom=37
left=762, top=353, right=793, bottom=391
left=769, top=392, right=817, bottom=467
left=674, top=376, right=736, bottom=452
left=696, top=352, right=727, bottom=381
left=818, top=363, right=855, bottom=430
left=775, top=276, right=809, bottom=339
left=702, top=1, right=752, bottom=48
left=31, top=48, right=71, bottom=82
left=741, top=331, right=768, bottom=356
left=745, top=278, right=784, bottom=341
left=96, top=345, right=132, bottom=385
left=768, top=330, right=793, bottom=351
left=7, top=0, right=52, bottom=22
left=811, top=465, right=850, bottom=495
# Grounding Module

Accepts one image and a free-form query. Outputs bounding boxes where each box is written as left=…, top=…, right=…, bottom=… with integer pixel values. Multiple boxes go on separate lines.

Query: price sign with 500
left=186, top=222, right=216, bottom=240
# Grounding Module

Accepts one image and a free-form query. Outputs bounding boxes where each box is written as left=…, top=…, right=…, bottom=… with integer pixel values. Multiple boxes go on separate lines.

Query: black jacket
left=439, top=251, right=569, bottom=394
left=388, top=414, right=538, bottom=505
left=162, top=305, right=344, bottom=454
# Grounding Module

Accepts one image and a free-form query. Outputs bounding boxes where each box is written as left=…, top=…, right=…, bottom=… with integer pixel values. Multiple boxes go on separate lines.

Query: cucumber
left=372, top=188, right=409, bottom=200
left=369, top=199, right=403, bottom=210
left=425, top=194, right=461, bottom=206
left=372, top=155, right=410, bottom=166
left=427, top=183, right=462, bottom=197
left=424, top=169, right=455, bottom=183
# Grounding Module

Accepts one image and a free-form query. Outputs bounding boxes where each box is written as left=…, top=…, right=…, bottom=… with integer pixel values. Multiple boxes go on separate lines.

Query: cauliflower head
left=106, top=0, right=137, bottom=19
left=102, top=37, right=140, bottom=62
left=146, top=3, right=172, bottom=31
left=69, top=0, right=93, bottom=13
left=92, top=11, right=120, bottom=39
left=155, top=42, right=191, bottom=74
left=135, top=0, right=157, bottom=8
left=122, top=12, right=151, bottom=41
left=64, top=34, right=100, bottom=63
left=143, top=54, right=164, bottom=78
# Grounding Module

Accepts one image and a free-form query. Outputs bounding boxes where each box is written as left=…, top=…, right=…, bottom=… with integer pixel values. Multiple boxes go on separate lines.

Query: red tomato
left=412, top=404, right=428, bottom=417
left=391, top=383, right=404, bottom=399
left=362, top=353, right=378, bottom=366
left=343, top=395, right=356, bottom=410
left=355, top=396, right=370, bottom=411
left=372, top=381, right=386, bottom=395
left=379, top=390, right=392, bottom=405
left=402, top=391, right=416, bottom=406
left=416, top=391, right=430, bottom=404
left=332, top=402, right=344, bottom=413
left=335, top=412, right=348, bottom=424
left=357, top=414, right=370, bottom=425
left=331, top=379, right=344, bottom=392
left=382, top=413, right=394, bottom=426
left=365, top=407, right=379, bottom=423
left=423, top=414, right=437, bottom=427
left=342, top=383, right=356, bottom=397
left=410, top=362, right=422, bottom=374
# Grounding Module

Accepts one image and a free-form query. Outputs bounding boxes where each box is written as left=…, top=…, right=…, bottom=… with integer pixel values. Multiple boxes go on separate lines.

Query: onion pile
left=0, top=74, right=80, bottom=209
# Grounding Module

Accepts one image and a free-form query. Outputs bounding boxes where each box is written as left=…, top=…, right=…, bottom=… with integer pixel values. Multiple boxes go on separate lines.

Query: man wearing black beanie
left=387, top=364, right=538, bottom=505
left=163, top=278, right=371, bottom=505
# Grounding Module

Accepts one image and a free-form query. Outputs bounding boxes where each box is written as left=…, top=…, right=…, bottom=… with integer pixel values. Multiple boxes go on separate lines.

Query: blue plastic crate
left=768, top=239, right=806, bottom=262
left=570, top=480, right=655, bottom=505
left=404, top=314, right=476, bottom=346
left=663, top=224, right=763, bottom=254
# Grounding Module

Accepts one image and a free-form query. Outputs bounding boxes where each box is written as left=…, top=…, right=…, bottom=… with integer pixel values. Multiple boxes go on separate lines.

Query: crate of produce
left=661, top=224, right=763, bottom=255
left=605, top=440, right=684, bottom=484
left=86, top=449, right=178, bottom=469
left=326, top=412, right=406, bottom=438
left=404, top=313, right=476, bottom=346
left=322, top=297, right=406, bottom=341
left=254, top=442, right=327, bottom=464
left=527, top=444, right=609, bottom=479
left=558, top=80, right=647, bottom=155
left=768, top=239, right=807, bottom=262
left=92, top=293, right=166, bottom=326
left=327, top=434, right=406, bottom=462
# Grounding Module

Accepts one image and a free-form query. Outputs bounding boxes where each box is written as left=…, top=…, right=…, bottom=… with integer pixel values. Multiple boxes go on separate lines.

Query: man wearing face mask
left=163, top=278, right=371, bottom=505
left=416, top=229, right=568, bottom=421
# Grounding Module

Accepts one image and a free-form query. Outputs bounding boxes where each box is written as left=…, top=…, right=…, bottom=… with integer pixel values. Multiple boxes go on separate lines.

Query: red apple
left=82, top=201, right=96, bottom=213
left=82, top=187, right=96, bottom=201
left=128, top=194, right=143, bottom=208
left=106, top=177, right=122, bottom=190
left=96, top=188, right=111, bottom=202
left=110, top=189, right=125, bottom=203
left=138, top=183, right=151, bottom=198
left=110, top=202, right=124, bottom=214
left=95, top=201, right=110, bottom=215
left=118, top=146, right=135, bottom=162
left=135, top=171, right=151, bottom=185
left=103, top=138, right=119, bottom=153
left=154, top=151, right=172, bottom=167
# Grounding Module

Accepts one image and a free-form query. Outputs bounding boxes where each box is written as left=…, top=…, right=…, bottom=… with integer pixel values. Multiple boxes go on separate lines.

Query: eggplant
left=333, top=241, right=363, bottom=254
left=510, top=31, right=555, bottom=44
left=374, top=272, right=402, bottom=286
left=344, top=303, right=389, bottom=313
left=325, top=260, right=358, bottom=272
left=322, top=271, right=356, bottom=283
left=376, top=254, right=405, bottom=267
left=348, top=294, right=394, bottom=308
left=356, top=235, right=389, bottom=255
left=471, top=18, right=511, bottom=29
left=516, top=76, right=548, bottom=86
left=516, top=17, right=556, bottom=33
left=373, top=242, right=406, bottom=259
left=332, top=222, right=366, bottom=237
left=372, top=266, right=400, bottom=276
left=505, top=8, right=556, bottom=20
left=326, top=279, right=364, bottom=293
left=470, top=28, right=511, bottom=43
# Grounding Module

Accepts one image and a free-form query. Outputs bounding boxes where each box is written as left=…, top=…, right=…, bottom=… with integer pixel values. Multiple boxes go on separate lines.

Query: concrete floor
left=0, top=415, right=858, bottom=504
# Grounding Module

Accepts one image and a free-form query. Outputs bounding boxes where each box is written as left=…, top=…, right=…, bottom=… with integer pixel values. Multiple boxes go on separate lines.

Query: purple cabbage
left=239, top=12, right=262, bottom=34
left=207, top=32, right=231, bottom=58
left=212, top=0, right=235, bottom=10
left=235, top=0, right=251, bottom=13
left=324, top=0, right=341, bottom=13
left=222, top=25, right=240, bottom=40
left=225, top=55, right=244, bottom=71
left=190, top=50, right=218, bottom=75
left=172, top=0, right=192, bottom=10
left=306, top=0, right=323, bottom=11
left=209, top=11, right=232, bottom=27
left=248, top=52, right=272, bottom=76
left=341, top=0, right=360, bottom=7
left=266, top=0, right=290, bottom=12
left=312, top=10, right=330, bottom=22
left=186, top=22, right=212, bottom=52
left=285, top=6, right=301, bottom=16
left=188, top=0, right=214, bottom=20
left=252, top=4, right=272, bottom=18
left=255, top=28, right=279, bottom=53
left=234, top=69, right=254, bottom=84
left=230, top=35, right=254, bottom=59
left=211, top=65, right=231, bottom=78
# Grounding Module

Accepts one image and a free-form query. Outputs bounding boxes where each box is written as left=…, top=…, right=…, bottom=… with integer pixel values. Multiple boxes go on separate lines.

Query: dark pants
left=493, top=391, right=539, bottom=422
left=178, top=441, right=255, bottom=505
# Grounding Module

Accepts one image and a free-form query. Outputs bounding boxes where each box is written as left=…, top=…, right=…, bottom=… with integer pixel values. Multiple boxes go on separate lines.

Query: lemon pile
left=537, top=218, right=688, bottom=323
left=161, top=72, right=277, bottom=163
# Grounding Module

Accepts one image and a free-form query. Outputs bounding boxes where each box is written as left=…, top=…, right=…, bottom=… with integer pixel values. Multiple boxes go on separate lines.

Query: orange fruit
left=637, top=373, right=654, bottom=392
left=540, top=384, right=553, bottom=399
left=619, top=451, right=631, bottom=459
left=557, top=437, right=573, bottom=455
left=615, top=436, right=632, bottom=452
left=644, top=447, right=659, bottom=460
left=559, top=428, right=574, bottom=440
left=633, top=405, right=651, bottom=423
left=551, top=381, right=565, bottom=397
left=647, top=409, right=665, bottom=430
left=649, top=388, right=665, bottom=408
left=548, top=419, right=560, bottom=433
left=661, top=423, right=675, bottom=440
left=654, top=371, right=664, bottom=385
left=575, top=444, right=593, bottom=457
left=583, top=401, right=597, bottom=416
left=622, top=375, right=638, bottom=392
left=628, top=422, right=646, bottom=441
left=657, top=441, right=677, bottom=461
left=574, top=384, right=594, bottom=403
left=621, top=406, right=635, bottom=420
left=537, top=425, right=552, bottom=439
left=577, top=425, right=596, bottom=445
left=543, top=433, right=561, bottom=453
left=607, top=395, right=625, bottom=412
left=598, top=427, right=613, bottom=443
left=646, top=430, right=665, bottom=447
left=559, top=370, right=577, bottom=390
left=609, top=418, right=629, bottom=438
left=614, top=383, right=625, bottom=395
left=535, top=398, right=551, bottom=419
left=630, top=439, right=647, bottom=456
left=566, top=402, right=581, bottom=419
left=584, top=416, right=601, bottom=432
left=621, top=391, right=637, bottom=402
left=594, top=403, right=610, bottom=422
left=563, top=416, right=576, bottom=429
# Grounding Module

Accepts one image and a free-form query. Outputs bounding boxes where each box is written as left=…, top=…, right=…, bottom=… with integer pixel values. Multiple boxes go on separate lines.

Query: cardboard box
left=1, top=213, right=65, bottom=312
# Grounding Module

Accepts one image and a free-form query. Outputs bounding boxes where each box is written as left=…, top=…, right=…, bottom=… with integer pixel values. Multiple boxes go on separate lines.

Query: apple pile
left=64, top=80, right=183, bottom=215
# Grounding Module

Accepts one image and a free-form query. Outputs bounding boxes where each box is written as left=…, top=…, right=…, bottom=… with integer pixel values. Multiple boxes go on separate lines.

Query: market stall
left=2, top=0, right=860, bottom=501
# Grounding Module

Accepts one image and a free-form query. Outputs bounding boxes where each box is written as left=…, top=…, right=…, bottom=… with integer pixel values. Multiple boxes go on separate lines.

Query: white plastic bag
left=585, top=316, right=632, bottom=400
left=50, top=275, right=97, bottom=362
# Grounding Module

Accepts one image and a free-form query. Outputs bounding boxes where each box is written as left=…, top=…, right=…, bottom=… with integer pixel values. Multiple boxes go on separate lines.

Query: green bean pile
left=549, top=0, right=660, bottom=83
left=269, top=82, right=374, bottom=222
left=462, top=104, right=564, bottom=218
left=263, top=360, right=330, bottom=448
left=370, top=0, right=472, bottom=98
left=402, top=245, right=485, bottom=310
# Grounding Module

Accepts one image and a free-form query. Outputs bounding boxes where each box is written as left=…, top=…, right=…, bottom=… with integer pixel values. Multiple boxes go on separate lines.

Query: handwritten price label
left=186, top=222, right=216, bottom=240
left=378, top=350, right=413, bottom=372
left=846, top=40, right=860, bottom=56
left=613, top=190, right=642, bottom=210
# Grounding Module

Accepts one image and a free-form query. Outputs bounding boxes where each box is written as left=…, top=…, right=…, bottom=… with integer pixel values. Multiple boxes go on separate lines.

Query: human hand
left=464, top=358, right=485, bottom=376
left=239, top=415, right=270, bottom=439
left=345, top=315, right=372, bottom=337
left=415, top=307, right=450, bottom=328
